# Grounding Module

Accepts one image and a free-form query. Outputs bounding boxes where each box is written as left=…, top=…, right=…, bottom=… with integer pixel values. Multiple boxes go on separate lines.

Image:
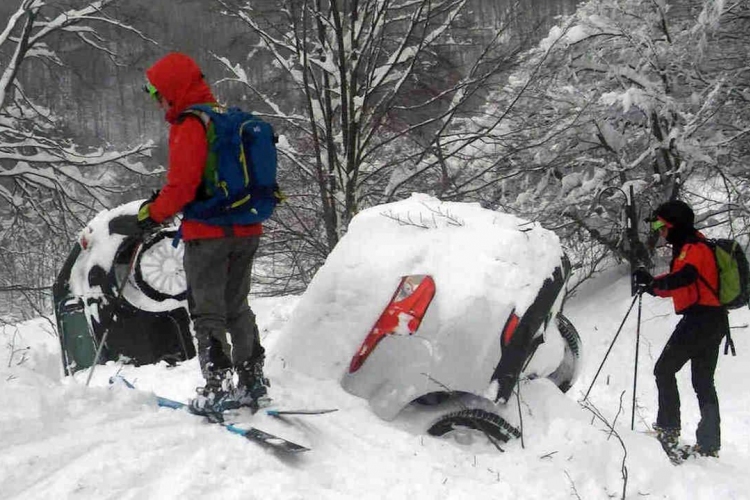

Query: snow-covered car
left=53, top=201, right=195, bottom=375
left=272, top=194, right=582, bottom=443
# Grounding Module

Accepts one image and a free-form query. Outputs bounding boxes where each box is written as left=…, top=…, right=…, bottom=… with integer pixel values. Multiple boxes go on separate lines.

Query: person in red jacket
left=633, top=200, right=728, bottom=462
left=137, top=52, right=270, bottom=413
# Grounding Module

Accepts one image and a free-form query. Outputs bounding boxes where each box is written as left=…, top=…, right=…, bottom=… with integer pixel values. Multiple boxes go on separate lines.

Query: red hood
left=146, top=52, right=216, bottom=123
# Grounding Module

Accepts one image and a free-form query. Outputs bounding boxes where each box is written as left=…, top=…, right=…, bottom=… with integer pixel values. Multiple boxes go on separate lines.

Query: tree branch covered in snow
left=212, top=0, right=547, bottom=293
left=0, top=0, right=158, bottom=316
left=464, top=0, right=750, bottom=272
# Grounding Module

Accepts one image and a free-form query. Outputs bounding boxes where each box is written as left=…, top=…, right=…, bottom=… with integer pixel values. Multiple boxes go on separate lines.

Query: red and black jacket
left=652, top=233, right=721, bottom=314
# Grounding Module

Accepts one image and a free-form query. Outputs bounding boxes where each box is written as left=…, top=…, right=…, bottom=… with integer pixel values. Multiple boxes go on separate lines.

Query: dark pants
left=183, top=235, right=263, bottom=380
left=654, top=309, right=727, bottom=451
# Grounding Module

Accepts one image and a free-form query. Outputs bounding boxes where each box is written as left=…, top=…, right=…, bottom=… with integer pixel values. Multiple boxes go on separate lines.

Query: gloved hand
left=632, top=267, right=654, bottom=295
left=137, top=201, right=159, bottom=234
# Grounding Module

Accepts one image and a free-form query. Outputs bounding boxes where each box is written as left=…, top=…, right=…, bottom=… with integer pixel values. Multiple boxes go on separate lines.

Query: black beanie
left=654, top=200, right=694, bottom=229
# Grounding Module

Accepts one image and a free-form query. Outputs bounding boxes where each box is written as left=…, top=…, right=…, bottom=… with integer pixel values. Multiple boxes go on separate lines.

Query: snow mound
left=272, top=193, right=564, bottom=380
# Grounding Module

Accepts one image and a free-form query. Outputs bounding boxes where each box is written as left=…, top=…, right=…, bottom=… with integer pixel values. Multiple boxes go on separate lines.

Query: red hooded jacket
left=145, top=52, right=262, bottom=240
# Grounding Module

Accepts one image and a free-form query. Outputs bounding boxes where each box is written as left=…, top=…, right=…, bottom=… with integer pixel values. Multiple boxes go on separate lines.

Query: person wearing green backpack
left=632, top=200, right=729, bottom=462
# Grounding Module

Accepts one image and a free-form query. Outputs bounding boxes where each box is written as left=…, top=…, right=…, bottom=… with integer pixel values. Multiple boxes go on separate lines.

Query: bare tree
left=212, top=0, right=548, bottom=293
left=0, top=0, right=158, bottom=316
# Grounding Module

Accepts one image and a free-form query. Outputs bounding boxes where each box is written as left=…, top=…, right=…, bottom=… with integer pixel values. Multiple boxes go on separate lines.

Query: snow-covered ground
left=2, top=200, right=749, bottom=499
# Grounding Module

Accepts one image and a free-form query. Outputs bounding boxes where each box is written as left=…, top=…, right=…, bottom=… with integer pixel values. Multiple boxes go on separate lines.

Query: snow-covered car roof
left=272, top=193, right=565, bottom=383
left=68, top=201, right=184, bottom=313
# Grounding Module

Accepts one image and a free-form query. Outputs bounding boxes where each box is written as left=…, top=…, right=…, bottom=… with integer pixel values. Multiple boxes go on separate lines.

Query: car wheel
left=414, top=392, right=452, bottom=406
left=546, top=313, right=582, bottom=393
left=133, top=230, right=187, bottom=302
left=427, top=408, right=521, bottom=443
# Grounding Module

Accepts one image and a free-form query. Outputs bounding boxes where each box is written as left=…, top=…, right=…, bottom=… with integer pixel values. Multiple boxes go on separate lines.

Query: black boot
left=682, top=443, right=720, bottom=459
left=188, top=368, right=237, bottom=416
left=236, top=356, right=271, bottom=411
left=654, top=425, right=684, bottom=464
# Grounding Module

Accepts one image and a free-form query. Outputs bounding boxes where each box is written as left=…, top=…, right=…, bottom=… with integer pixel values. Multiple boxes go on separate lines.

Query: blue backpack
left=180, top=104, right=282, bottom=226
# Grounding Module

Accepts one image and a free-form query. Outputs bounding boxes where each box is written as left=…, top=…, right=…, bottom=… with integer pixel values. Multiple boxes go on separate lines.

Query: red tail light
left=501, top=311, right=520, bottom=346
left=348, top=275, right=436, bottom=373
left=80, top=227, right=93, bottom=250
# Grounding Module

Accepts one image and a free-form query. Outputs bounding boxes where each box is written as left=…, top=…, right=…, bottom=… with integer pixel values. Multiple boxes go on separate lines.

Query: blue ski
left=113, top=376, right=310, bottom=453
left=266, top=408, right=338, bottom=416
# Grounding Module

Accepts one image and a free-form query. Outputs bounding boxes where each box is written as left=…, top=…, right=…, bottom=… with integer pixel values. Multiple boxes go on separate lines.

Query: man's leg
left=184, top=239, right=233, bottom=384
left=691, top=314, right=726, bottom=454
left=223, top=235, right=268, bottom=405
left=224, top=235, right=260, bottom=367
left=654, top=319, right=692, bottom=431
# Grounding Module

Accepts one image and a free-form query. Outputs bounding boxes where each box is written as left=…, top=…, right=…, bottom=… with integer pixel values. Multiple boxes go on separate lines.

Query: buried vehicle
left=342, top=268, right=580, bottom=443
left=272, top=194, right=582, bottom=444
left=53, top=201, right=195, bottom=376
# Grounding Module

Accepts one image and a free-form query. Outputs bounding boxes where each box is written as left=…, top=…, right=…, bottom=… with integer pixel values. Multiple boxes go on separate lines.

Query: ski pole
left=630, top=292, right=643, bottom=430
left=582, top=292, right=641, bottom=401
left=85, top=240, right=143, bottom=387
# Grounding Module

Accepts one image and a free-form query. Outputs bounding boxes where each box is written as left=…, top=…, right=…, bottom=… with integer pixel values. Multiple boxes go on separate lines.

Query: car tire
left=546, top=313, right=582, bottom=393
left=427, top=408, right=521, bottom=443
left=414, top=392, right=452, bottom=406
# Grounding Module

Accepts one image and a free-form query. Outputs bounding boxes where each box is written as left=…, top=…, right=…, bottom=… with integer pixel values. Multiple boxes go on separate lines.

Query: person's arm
left=148, top=117, right=208, bottom=223
left=652, top=264, right=699, bottom=291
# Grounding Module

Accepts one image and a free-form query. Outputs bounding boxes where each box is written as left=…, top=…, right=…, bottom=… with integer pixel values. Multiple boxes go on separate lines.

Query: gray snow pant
left=183, top=235, right=263, bottom=381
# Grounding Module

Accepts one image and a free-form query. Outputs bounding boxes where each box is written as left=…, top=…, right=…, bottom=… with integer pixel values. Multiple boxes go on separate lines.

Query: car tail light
left=79, top=227, right=93, bottom=250
left=501, top=311, right=520, bottom=346
left=348, top=274, right=436, bottom=373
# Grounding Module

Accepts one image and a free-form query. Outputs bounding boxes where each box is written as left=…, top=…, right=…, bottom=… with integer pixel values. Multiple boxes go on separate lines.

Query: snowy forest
left=1, top=0, right=749, bottom=323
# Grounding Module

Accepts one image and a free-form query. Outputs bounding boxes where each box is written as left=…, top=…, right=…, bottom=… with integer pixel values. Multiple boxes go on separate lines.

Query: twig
left=381, top=210, right=433, bottom=229
left=419, top=202, right=464, bottom=226
left=564, top=470, right=583, bottom=500
left=515, top=379, right=525, bottom=449
left=580, top=394, right=629, bottom=500
left=5, top=327, right=30, bottom=368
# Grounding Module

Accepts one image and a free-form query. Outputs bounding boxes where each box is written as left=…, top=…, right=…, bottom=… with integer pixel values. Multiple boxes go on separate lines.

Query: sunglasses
left=650, top=218, right=669, bottom=231
left=143, top=82, right=160, bottom=101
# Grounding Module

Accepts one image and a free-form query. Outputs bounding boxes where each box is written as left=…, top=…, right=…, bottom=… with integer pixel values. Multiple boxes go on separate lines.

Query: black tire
left=414, top=392, right=452, bottom=406
left=427, top=409, right=521, bottom=443
left=547, top=313, right=582, bottom=393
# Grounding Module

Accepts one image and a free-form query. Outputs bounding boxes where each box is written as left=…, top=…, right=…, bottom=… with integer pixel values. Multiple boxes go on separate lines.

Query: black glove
left=145, top=189, right=160, bottom=204
left=632, top=268, right=654, bottom=295
left=632, top=268, right=653, bottom=285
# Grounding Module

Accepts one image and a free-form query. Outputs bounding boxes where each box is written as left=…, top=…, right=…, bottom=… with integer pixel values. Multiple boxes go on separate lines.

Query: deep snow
left=2, top=199, right=749, bottom=500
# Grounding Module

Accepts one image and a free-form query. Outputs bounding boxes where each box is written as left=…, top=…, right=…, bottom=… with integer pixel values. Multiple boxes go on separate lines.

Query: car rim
left=134, top=232, right=187, bottom=302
